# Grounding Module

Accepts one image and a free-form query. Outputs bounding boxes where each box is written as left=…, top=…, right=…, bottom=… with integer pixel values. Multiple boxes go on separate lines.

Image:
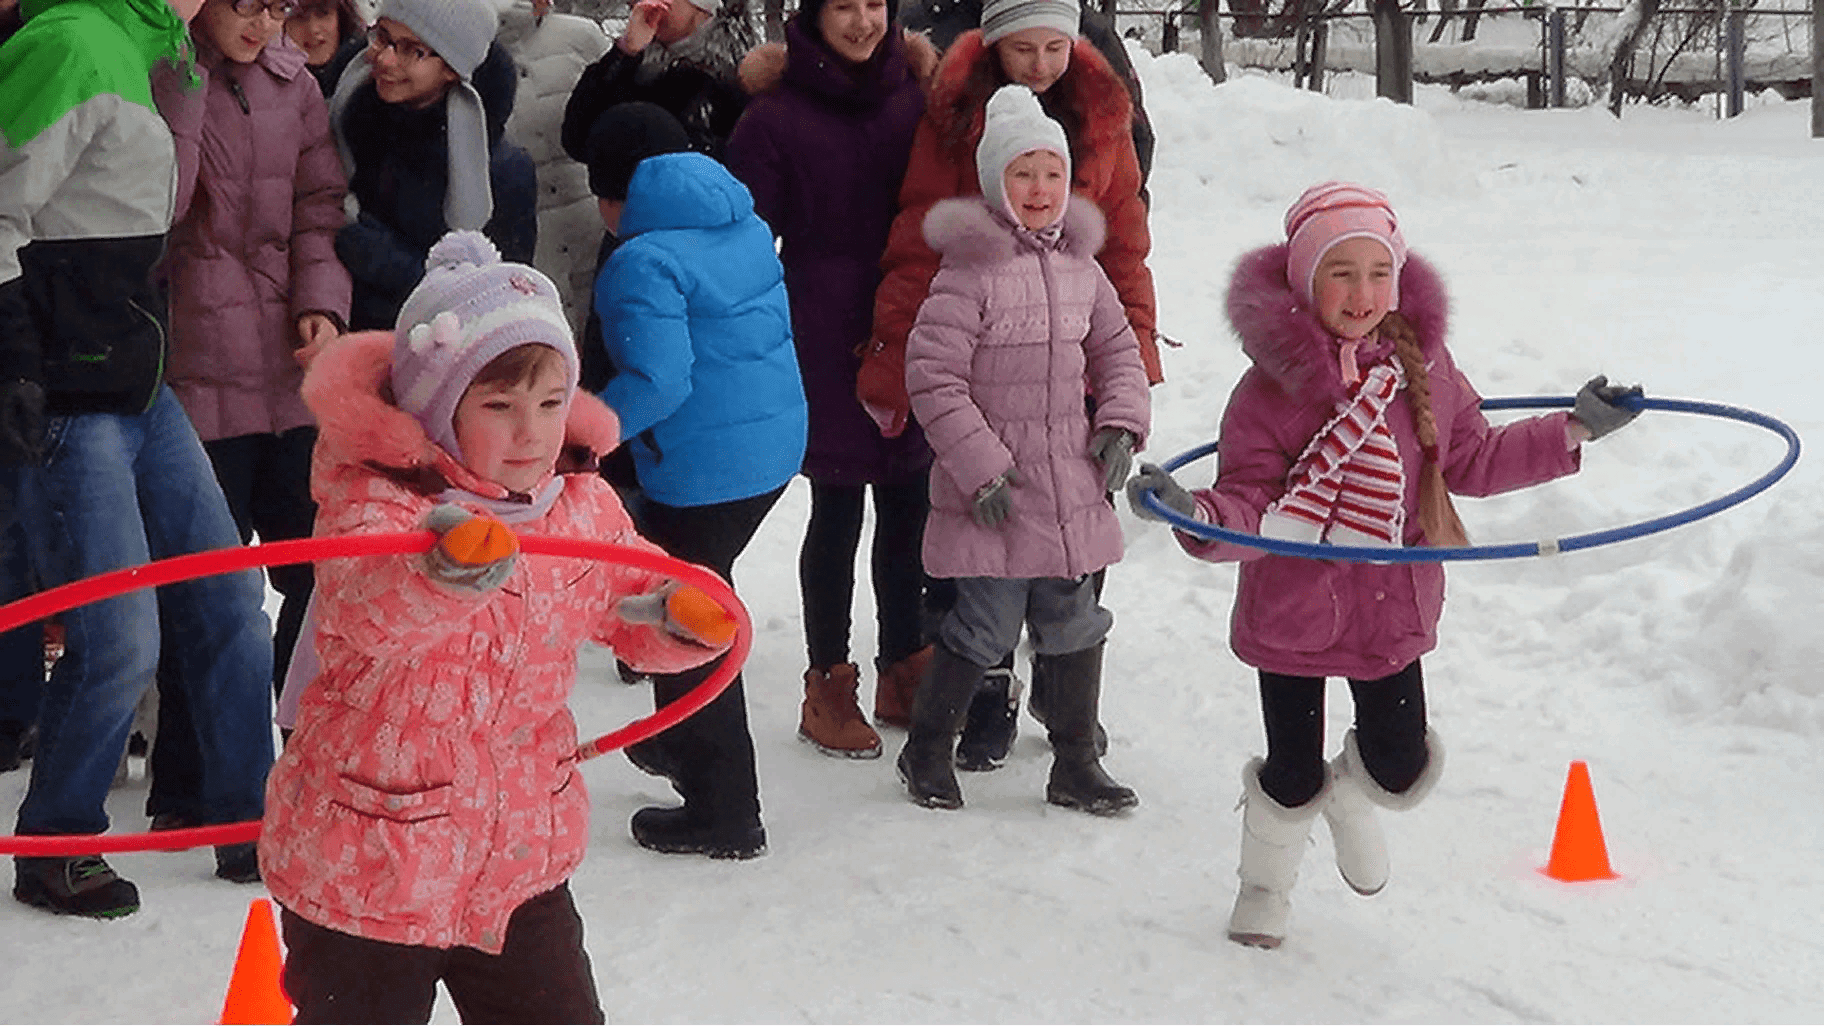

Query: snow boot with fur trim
left=1228, top=758, right=1331, bottom=950
left=1041, top=644, right=1137, bottom=815
left=895, top=644, right=985, bottom=809
left=1323, top=728, right=1445, bottom=896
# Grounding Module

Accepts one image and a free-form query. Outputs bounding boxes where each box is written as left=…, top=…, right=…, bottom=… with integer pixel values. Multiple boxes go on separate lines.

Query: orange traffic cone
left=220, top=898, right=293, bottom=1025
left=1541, top=760, right=1618, bottom=882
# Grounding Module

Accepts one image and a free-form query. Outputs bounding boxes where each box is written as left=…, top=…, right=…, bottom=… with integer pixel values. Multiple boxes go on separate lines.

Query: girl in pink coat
left=897, top=85, right=1149, bottom=817
left=1129, top=182, right=1643, bottom=950
left=260, top=232, right=730, bottom=1023
left=147, top=0, right=352, bottom=854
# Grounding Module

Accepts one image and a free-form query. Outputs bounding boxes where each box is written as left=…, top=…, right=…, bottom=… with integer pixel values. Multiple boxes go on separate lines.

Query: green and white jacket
left=0, top=0, right=189, bottom=416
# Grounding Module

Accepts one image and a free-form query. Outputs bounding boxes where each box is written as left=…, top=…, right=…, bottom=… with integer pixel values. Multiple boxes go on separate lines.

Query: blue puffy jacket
left=595, top=151, right=806, bottom=508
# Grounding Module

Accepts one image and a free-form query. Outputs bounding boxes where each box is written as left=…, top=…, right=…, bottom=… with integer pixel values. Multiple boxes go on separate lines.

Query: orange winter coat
left=260, top=330, right=725, bottom=954
left=860, top=29, right=1160, bottom=429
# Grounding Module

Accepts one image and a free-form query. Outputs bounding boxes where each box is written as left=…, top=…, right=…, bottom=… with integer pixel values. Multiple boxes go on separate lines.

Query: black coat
left=335, top=41, right=538, bottom=331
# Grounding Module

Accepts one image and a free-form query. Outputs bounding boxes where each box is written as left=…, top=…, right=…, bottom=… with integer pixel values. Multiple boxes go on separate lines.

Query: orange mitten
left=423, top=504, right=519, bottom=592
left=665, top=586, right=737, bottom=648
left=439, top=515, right=519, bottom=566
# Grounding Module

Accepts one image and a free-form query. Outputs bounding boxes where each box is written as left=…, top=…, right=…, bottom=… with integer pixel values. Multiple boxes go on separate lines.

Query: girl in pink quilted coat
left=1127, top=182, right=1644, bottom=951
left=146, top=0, right=352, bottom=852
left=895, top=85, right=1149, bottom=817
left=260, top=232, right=729, bottom=1023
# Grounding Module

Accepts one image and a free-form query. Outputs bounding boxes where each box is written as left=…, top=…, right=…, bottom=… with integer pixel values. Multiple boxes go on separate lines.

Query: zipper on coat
left=127, top=295, right=167, bottom=413
left=227, top=77, right=250, bottom=115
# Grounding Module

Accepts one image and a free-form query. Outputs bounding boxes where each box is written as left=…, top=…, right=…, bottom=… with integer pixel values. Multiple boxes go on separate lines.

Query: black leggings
left=799, top=477, right=927, bottom=670
left=1256, top=660, right=1429, bottom=809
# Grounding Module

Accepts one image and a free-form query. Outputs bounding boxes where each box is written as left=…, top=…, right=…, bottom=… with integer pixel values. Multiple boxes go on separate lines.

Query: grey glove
left=1572, top=375, right=1644, bottom=441
left=0, top=379, right=45, bottom=467
left=1126, top=463, right=1198, bottom=523
left=972, top=469, right=1018, bottom=528
left=422, top=503, right=518, bottom=592
left=1089, top=427, right=1136, bottom=494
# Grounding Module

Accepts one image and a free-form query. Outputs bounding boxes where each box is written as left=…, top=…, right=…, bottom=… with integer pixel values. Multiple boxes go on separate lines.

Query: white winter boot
left=1227, top=758, right=1330, bottom=950
left=1322, top=728, right=1446, bottom=896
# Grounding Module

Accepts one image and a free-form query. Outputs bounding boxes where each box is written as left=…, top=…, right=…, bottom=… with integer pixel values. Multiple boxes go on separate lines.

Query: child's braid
left=1381, top=311, right=1470, bottom=547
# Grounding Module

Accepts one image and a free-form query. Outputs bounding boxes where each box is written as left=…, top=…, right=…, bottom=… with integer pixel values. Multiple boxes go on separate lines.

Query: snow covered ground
left=5, top=54, right=1824, bottom=1024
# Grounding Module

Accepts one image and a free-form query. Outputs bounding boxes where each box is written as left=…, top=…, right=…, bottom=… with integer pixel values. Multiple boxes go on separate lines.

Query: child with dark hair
left=328, top=0, right=537, bottom=332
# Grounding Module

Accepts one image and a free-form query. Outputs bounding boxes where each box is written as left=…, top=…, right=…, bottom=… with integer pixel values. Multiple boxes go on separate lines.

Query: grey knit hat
left=979, top=0, right=1078, bottom=44
left=378, top=0, right=497, bottom=78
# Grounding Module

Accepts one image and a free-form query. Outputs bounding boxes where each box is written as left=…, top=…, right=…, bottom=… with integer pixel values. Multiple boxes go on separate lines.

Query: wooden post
left=1163, top=8, right=1180, bottom=52
left=1814, top=0, right=1824, bottom=135
left=1724, top=7, right=1745, bottom=117
left=763, top=0, right=784, bottom=42
left=1549, top=5, right=1567, bottom=107
left=1197, top=0, right=1227, bottom=83
left=1309, top=19, right=1328, bottom=92
left=1373, top=0, right=1413, bottom=103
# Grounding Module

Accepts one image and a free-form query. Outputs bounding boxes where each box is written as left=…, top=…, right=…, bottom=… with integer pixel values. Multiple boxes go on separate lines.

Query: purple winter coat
left=1180, top=244, right=1581, bottom=679
left=725, top=20, right=931, bottom=485
left=909, top=198, right=1149, bottom=580
left=154, top=34, right=351, bottom=442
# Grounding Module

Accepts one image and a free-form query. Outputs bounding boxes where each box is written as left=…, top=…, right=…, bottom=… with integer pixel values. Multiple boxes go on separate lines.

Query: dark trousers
left=280, top=884, right=604, bottom=1024
left=634, top=485, right=786, bottom=827
left=150, top=427, right=316, bottom=820
left=799, top=476, right=927, bottom=671
left=1256, top=659, right=1429, bottom=808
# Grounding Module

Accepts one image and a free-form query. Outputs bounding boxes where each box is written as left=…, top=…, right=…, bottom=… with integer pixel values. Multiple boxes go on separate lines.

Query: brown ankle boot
left=800, top=664, right=882, bottom=759
left=872, top=645, right=932, bottom=728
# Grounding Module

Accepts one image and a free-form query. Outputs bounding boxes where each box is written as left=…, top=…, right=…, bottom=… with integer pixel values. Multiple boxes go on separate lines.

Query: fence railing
left=1107, top=2, right=1816, bottom=116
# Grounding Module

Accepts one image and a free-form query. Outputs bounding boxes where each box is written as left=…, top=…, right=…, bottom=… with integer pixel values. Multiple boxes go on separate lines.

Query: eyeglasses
left=228, top=0, right=299, bottom=19
left=366, top=23, right=436, bottom=66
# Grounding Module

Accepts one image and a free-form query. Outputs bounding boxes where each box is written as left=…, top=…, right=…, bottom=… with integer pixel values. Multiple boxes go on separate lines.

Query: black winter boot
left=895, top=644, right=987, bottom=809
left=955, top=666, right=1018, bottom=772
left=631, top=668, right=766, bottom=859
left=1027, top=656, right=1108, bottom=758
left=1041, top=644, right=1137, bottom=816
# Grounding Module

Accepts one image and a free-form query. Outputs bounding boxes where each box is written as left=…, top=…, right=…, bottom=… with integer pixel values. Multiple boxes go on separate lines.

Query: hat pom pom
left=426, top=230, right=501, bottom=273
left=985, top=83, right=1037, bottom=124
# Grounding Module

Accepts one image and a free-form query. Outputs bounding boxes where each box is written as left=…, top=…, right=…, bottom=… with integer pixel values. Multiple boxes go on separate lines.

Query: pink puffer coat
left=260, top=331, right=724, bottom=955
left=153, top=34, right=350, bottom=441
left=1180, top=245, right=1581, bottom=680
left=908, top=198, right=1149, bottom=580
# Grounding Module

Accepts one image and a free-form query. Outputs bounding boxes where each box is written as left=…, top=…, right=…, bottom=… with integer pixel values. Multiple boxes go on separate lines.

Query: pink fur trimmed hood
left=301, top=329, right=621, bottom=498
left=921, top=195, right=1107, bottom=268
left=1225, top=243, right=1450, bottom=406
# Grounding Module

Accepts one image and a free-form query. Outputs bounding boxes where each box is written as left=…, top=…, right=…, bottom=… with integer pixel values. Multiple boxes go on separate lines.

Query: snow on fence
left=1109, top=1, right=1815, bottom=112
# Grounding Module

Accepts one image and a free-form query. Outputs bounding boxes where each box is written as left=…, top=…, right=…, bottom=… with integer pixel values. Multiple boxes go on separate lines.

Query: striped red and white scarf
left=1260, top=359, right=1408, bottom=548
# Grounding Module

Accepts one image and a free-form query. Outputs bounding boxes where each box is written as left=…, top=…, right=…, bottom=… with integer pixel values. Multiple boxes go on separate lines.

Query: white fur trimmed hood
left=920, top=196, right=1107, bottom=268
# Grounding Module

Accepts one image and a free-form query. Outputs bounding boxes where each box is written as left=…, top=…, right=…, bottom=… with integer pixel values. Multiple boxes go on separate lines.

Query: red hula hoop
left=0, top=532, right=752, bottom=858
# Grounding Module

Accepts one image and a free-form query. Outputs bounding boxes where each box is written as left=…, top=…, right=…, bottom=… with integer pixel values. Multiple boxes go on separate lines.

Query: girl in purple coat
left=726, top=0, right=939, bottom=760
left=896, top=85, right=1148, bottom=815
left=1129, top=182, right=1643, bottom=950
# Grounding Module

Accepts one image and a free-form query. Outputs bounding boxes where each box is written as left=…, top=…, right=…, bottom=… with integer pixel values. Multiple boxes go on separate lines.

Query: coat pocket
left=331, top=776, right=455, bottom=823
left=323, top=776, right=464, bottom=927
left=1238, top=557, right=1344, bottom=653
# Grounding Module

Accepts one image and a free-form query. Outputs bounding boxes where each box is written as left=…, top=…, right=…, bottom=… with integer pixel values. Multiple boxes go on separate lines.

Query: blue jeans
left=0, top=386, right=274, bottom=836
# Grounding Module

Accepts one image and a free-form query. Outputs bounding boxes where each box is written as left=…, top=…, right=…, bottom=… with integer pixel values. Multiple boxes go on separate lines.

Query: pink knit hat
left=1284, top=181, right=1407, bottom=309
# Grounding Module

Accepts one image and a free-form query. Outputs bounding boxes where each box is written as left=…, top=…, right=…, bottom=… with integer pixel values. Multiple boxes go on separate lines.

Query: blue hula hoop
left=1136, top=395, right=1802, bottom=563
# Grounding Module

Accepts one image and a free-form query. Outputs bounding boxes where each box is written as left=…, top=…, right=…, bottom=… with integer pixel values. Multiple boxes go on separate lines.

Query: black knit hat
left=585, top=103, right=693, bottom=201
